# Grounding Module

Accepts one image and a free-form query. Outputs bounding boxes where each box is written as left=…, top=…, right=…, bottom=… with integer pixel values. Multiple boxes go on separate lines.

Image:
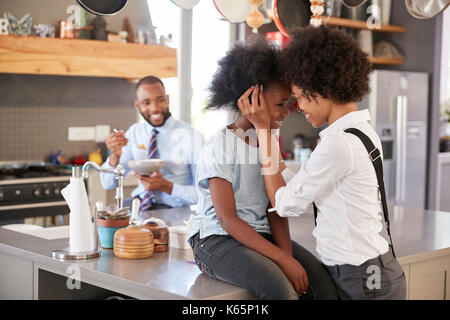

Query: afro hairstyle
left=281, top=25, right=372, bottom=104
left=206, top=36, right=285, bottom=111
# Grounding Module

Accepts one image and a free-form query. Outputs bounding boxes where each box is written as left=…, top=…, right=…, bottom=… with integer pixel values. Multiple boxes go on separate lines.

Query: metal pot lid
left=405, top=0, right=449, bottom=19
left=213, top=0, right=253, bottom=23
left=76, top=0, right=128, bottom=16
left=341, top=0, right=369, bottom=8
left=170, top=0, right=201, bottom=10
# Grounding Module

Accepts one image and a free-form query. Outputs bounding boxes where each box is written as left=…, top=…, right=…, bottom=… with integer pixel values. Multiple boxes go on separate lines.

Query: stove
left=0, top=161, right=72, bottom=226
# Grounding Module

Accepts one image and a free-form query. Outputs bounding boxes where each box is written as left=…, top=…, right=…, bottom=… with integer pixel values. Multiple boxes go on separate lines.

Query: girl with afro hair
left=237, top=26, right=406, bottom=300
left=188, top=37, right=338, bottom=300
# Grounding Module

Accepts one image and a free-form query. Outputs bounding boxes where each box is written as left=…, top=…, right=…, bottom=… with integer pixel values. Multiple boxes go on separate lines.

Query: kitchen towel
left=61, top=177, right=95, bottom=252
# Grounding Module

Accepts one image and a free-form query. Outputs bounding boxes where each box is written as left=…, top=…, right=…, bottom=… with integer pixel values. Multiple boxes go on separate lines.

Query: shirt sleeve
left=274, top=133, right=353, bottom=217
left=99, top=129, right=133, bottom=190
left=281, top=167, right=296, bottom=183
left=167, top=129, right=205, bottom=206
left=196, top=140, right=234, bottom=190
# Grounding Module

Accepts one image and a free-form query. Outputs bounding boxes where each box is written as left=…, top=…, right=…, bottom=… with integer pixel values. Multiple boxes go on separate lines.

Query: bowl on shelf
left=127, top=159, right=164, bottom=176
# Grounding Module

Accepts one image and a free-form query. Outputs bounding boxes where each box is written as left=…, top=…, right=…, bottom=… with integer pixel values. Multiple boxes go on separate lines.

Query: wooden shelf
left=320, top=16, right=406, bottom=33
left=317, top=17, right=406, bottom=66
left=0, top=35, right=177, bottom=79
left=369, top=56, right=405, bottom=65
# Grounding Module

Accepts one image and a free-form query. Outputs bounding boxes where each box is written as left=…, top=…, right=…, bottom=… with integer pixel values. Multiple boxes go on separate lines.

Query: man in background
left=100, top=76, right=203, bottom=211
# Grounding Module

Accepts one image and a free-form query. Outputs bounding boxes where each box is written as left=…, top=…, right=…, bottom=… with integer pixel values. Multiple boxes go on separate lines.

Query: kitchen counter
left=1, top=206, right=450, bottom=300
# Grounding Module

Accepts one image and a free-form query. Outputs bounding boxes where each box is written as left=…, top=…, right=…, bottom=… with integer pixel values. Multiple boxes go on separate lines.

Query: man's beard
left=140, top=110, right=171, bottom=127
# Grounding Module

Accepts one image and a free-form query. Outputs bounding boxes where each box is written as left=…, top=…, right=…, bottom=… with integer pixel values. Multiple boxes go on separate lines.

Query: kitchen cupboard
left=405, top=254, right=450, bottom=300
left=0, top=35, right=177, bottom=80
left=0, top=251, right=33, bottom=299
left=436, top=153, right=450, bottom=212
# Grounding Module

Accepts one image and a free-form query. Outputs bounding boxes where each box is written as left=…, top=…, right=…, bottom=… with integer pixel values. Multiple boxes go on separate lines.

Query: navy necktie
left=139, top=128, right=159, bottom=212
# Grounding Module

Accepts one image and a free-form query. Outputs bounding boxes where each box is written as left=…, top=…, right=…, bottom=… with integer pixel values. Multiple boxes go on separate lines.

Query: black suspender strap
left=312, top=127, right=396, bottom=258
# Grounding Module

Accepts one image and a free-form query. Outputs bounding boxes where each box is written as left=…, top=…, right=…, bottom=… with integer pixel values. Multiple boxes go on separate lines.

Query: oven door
left=0, top=201, right=70, bottom=227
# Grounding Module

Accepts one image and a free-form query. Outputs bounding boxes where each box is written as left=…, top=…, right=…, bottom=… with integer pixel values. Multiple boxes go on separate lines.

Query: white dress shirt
left=275, top=110, right=389, bottom=266
left=100, top=116, right=204, bottom=208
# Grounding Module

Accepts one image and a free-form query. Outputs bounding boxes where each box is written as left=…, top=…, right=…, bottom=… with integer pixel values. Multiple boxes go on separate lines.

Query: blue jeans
left=189, top=232, right=339, bottom=300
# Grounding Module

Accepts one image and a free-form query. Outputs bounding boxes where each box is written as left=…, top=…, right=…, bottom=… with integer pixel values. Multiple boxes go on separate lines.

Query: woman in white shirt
left=237, top=26, right=406, bottom=300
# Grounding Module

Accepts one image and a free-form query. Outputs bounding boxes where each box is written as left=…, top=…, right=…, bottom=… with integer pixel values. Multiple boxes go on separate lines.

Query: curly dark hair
left=206, top=37, right=284, bottom=111
left=281, top=26, right=372, bottom=104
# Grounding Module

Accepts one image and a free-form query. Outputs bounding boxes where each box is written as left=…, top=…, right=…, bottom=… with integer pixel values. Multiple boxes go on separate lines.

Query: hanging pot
left=405, top=0, right=449, bottom=19
left=213, top=0, right=253, bottom=23
left=76, top=0, right=128, bottom=16
left=170, top=0, right=201, bottom=10
left=341, top=0, right=369, bottom=7
left=273, top=0, right=312, bottom=36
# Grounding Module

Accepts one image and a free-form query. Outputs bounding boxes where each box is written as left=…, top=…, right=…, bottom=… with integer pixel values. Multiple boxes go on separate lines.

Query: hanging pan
left=405, top=0, right=449, bottom=19
left=273, top=0, right=312, bottom=36
left=341, top=0, right=369, bottom=8
left=213, top=0, right=253, bottom=23
left=170, top=0, right=201, bottom=10
left=76, top=0, right=128, bottom=16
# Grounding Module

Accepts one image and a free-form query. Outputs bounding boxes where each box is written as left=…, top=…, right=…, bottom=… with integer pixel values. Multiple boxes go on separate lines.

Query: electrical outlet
left=68, top=127, right=96, bottom=141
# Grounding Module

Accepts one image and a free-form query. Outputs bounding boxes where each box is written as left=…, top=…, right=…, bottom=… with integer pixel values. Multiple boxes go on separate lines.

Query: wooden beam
left=369, top=56, right=405, bottom=65
left=320, top=16, right=406, bottom=33
left=0, top=35, right=177, bottom=79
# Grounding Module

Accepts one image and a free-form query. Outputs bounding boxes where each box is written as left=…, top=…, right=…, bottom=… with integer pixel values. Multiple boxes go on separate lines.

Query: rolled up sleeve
left=100, top=129, right=133, bottom=190
left=274, top=134, right=353, bottom=217
left=281, top=167, right=296, bottom=183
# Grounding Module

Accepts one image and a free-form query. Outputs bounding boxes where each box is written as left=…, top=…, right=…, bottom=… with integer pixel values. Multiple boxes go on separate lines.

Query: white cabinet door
left=0, top=252, right=34, bottom=299
left=409, top=255, right=450, bottom=300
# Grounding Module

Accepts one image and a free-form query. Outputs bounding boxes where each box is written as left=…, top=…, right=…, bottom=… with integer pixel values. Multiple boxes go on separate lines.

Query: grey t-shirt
left=189, top=127, right=271, bottom=239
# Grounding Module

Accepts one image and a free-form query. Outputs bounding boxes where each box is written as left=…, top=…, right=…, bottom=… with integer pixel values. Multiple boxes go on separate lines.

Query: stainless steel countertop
left=1, top=206, right=450, bottom=299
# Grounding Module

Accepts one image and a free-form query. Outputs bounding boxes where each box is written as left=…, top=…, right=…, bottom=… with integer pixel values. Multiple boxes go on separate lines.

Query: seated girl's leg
left=290, top=240, right=339, bottom=300
left=190, top=233, right=299, bottom=300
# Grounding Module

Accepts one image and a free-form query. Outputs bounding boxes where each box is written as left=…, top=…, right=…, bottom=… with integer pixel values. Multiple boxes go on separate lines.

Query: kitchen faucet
left=81, top=161, right=126, bottom=209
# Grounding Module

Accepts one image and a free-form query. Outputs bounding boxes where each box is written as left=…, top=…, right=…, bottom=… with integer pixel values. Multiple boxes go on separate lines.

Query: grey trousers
left=324, top=248, right=407, bottom=300
left=189, top=232, right=339, bottom=300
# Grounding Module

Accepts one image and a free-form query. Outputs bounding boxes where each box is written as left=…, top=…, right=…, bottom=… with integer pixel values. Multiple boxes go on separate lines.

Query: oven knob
left=44, top=188, right=51, bottom=196
left=0, top=190, right=4, bottom=201
left=33, top=189, right=41, bottom=197
left=54, top=188, right=61, bottom=195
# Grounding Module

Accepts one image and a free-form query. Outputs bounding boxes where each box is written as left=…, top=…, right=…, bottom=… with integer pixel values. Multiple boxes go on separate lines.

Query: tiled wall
left=0, top=74, right=137, bottom=162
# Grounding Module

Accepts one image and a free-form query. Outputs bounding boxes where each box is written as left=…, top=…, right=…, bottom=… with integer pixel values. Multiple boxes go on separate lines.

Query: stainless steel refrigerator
left=358, top=70, right=429, bottom=209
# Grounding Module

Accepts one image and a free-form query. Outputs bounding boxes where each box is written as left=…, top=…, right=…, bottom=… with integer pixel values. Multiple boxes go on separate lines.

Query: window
left=146, top=1, right=234, bottom=137
left=146, top=0, right=179, bottom=123
left=190, top=1, right=233, bottom=138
